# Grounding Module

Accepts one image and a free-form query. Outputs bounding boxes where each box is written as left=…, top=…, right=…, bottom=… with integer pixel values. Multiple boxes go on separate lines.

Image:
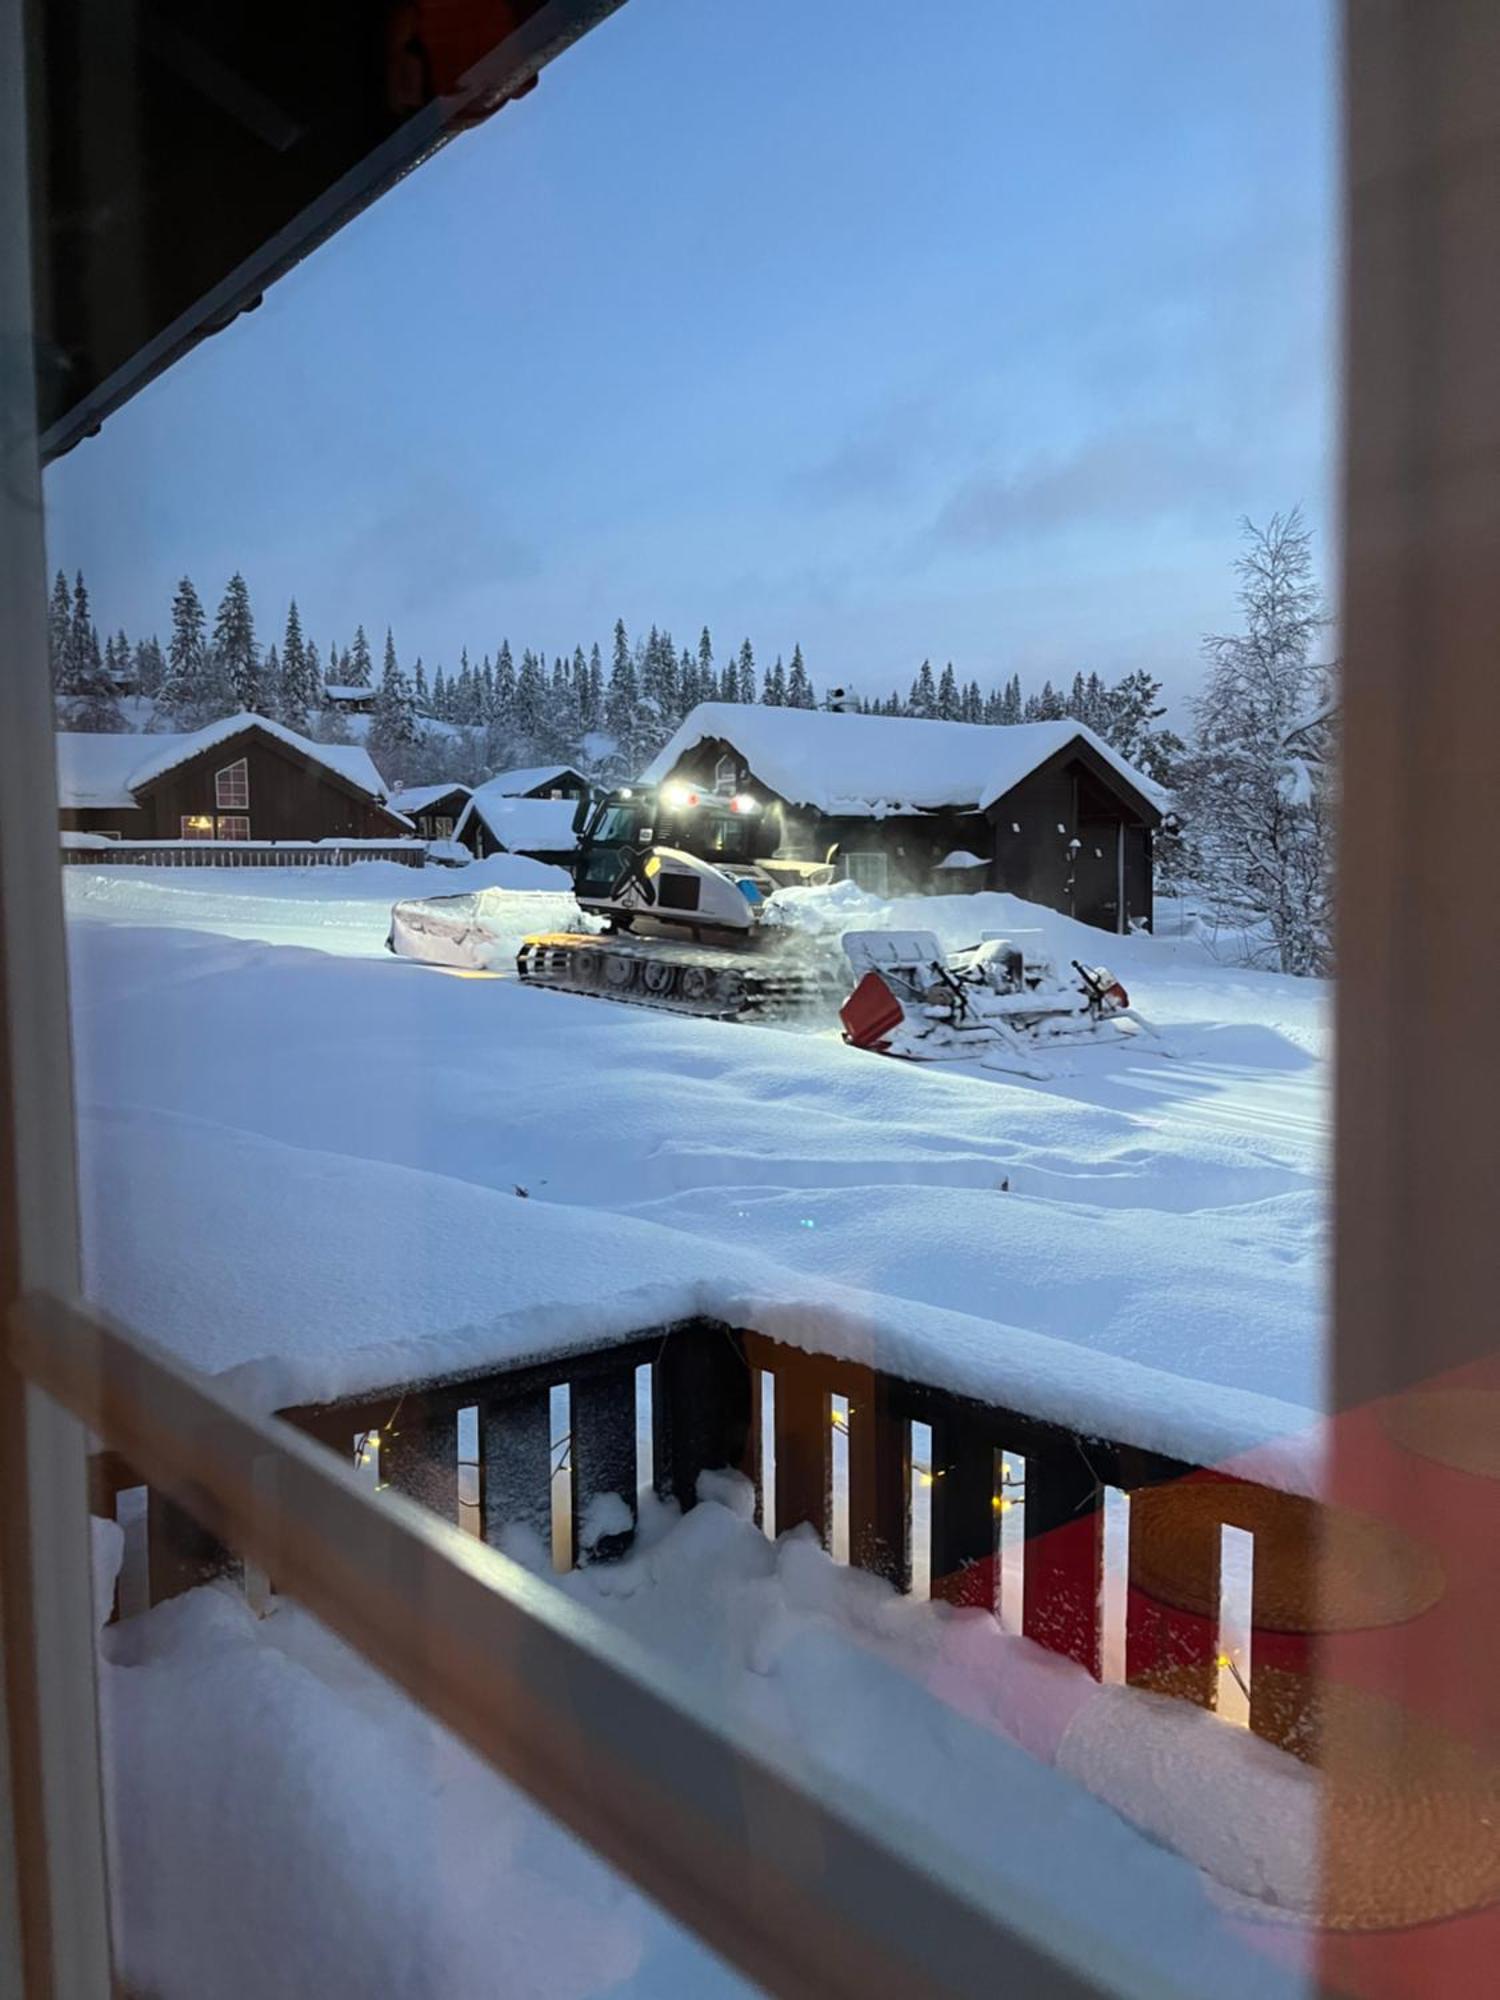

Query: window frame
left=179, top=814, right=215, bottom=840
left=214, top=814, right=250, bottom=841
left=214, top=758, right=250, bottom=811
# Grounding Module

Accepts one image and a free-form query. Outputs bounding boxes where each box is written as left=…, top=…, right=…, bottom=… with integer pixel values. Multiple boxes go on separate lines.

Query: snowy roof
left=322, top=683, right=375, bottom=701
left=54, top=732, right=151, bottom=809
left=481, top=763, right=587, bottom=796
left=455, top=789, right=581, bottom=853
left=936, top=850, right=988, bottom=869
left=55, top=716, right=394, bottom=810
left=387, top=782, right=472, bottom=816
left=643, top=704, right=1161, bottom=818
left=126, top=714, right=392, bottom=802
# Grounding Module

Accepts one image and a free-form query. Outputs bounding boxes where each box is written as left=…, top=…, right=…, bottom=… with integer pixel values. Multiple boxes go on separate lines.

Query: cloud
left=790, top=392, right=952, bottom=509
left=334, top=474, right=539, bottom=623
left=932, top=420, right=1264, bottom=547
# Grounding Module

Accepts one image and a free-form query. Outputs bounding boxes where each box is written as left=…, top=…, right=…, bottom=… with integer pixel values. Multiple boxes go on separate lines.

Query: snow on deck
left=65, top=864, right=1327, bottom=1480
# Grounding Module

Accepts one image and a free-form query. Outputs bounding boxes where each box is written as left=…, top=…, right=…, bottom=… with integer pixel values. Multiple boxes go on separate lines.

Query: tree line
left=48, top=514, right=1334, bottom=975
left=46, top=569, right=1183, bottom=788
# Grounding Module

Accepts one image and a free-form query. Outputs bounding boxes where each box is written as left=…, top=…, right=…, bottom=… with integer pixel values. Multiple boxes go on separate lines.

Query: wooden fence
left=61, top=839, right=427, bottom=868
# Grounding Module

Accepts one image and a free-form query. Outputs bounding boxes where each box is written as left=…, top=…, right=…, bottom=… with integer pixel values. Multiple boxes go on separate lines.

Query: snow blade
left=840, top=969, right=907, bottom=1050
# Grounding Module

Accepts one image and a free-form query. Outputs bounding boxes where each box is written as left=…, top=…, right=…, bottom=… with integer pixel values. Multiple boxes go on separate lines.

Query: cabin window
left=215, top=758, right=250, bottom=810
left=844, top=851, right=889, bottom=895
left=180, top=814, right=214, bottom=840
left=216, top=815, right=251, bottom=841
left=714, top=755, right=738, bottom=794
left=432, top=816, right=454, bottom=840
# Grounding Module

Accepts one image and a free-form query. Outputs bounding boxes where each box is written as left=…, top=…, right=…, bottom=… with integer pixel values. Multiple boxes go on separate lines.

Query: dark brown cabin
left=648, top=709, right=1161, bottom=934
left=56, top=718, right=409, bottom=844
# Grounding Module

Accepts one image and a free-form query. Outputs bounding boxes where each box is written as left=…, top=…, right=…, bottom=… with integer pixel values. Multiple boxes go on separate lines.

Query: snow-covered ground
left=67, top=861, right=1328, bottom=1996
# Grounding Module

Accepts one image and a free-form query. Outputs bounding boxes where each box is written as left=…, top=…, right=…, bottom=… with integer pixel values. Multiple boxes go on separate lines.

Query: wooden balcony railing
left=91, top=1315, right=1303, bottom=1743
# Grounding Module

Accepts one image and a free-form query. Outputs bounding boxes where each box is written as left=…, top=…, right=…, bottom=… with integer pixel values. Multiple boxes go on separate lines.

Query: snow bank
left=644, top=702, right=1163, bottom=815
left=100, top=1500, right=1308, bottom=1999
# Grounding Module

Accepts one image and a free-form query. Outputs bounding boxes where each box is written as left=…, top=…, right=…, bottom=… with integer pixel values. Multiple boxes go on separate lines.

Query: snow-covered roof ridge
left=125, top=713, right=392, bottom=803
left=476, top=763, right=586, bottom=798
left=387, top=781, right=472, bottom=815
left=643, top=703, right=1161, bottom=818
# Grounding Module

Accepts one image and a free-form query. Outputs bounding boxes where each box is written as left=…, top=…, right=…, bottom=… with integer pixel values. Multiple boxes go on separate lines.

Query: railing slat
left=654, top=1324, right=754, bottom=1515
left=572, top=1366, right=638, bottom=1563
left=480, top=1385, right=552, bottom=1550
left=848, top=1372, right=911, bottom=1589
left=1023, top=1446, right=1104, bottom=1675
left=771, top=1349, right=830, bottom=1544
left=930, top=1413, right=995, bottom=1609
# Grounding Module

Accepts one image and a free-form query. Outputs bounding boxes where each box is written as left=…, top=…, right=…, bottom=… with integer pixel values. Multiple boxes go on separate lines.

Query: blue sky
left=43, top=0, right=1336, bottom=711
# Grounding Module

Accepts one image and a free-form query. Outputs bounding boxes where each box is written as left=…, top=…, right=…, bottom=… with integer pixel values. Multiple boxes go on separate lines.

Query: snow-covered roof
left=56, top=716, right=394, bottom=810
left=481, top=763, right=586, bottom=797
left=455, top=789, right=581, bottom=853
left=322, top=683, right=374, bottom=702
left=55, top=733, right=151, bottom=809
left=387, top=782, right=471, bottom=816
left=936, top=850, right=988, bottom=869
left=643, top=704, right=1161, bottom=818
left=126, top=714, right=391, bottom=802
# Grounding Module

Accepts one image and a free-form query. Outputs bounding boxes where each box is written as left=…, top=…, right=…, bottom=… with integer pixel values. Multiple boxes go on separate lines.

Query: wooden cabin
left=55, top=714, right=409, bottom=844
left=454, top=764, right=589, bottom=863
left=644, top=704, right=1163, bottom=933
left=386, top=782, right=471, bottom=842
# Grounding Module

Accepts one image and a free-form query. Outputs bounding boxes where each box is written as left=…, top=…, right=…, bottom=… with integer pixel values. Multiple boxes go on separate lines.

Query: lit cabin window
left=215, top=758, right=250, bottom=810
left=180, top=815, right=214, bottom=840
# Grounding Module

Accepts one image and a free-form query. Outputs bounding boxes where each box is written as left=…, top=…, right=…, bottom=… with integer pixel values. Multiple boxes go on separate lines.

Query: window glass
left=41, top=0, right=1350, bottom=1992
left=215, top=758, right=250, bottom=809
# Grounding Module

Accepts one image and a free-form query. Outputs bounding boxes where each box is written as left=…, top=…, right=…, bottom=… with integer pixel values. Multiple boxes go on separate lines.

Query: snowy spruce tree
left=1175, top=510, right=1335, bottom=975
left=47, top=570, right=72, bottom=691
left=55, top=572, right=126, bottom=731
left=908, top=659, right=937, bottom=718
left=277, top=600, right=319, bottom=731
left=604, top=619, right=640, bottom=776
left=134, top=635, right=166, bottom=699
left=213, top=573, right=261, bottom=713
left=786, top=644, right=815, bottom=709
left=762, top=654, right=787, bottom=705
left=369, top=628, right=420, bottom=777
left=345, top=625, right=373, bottom=688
